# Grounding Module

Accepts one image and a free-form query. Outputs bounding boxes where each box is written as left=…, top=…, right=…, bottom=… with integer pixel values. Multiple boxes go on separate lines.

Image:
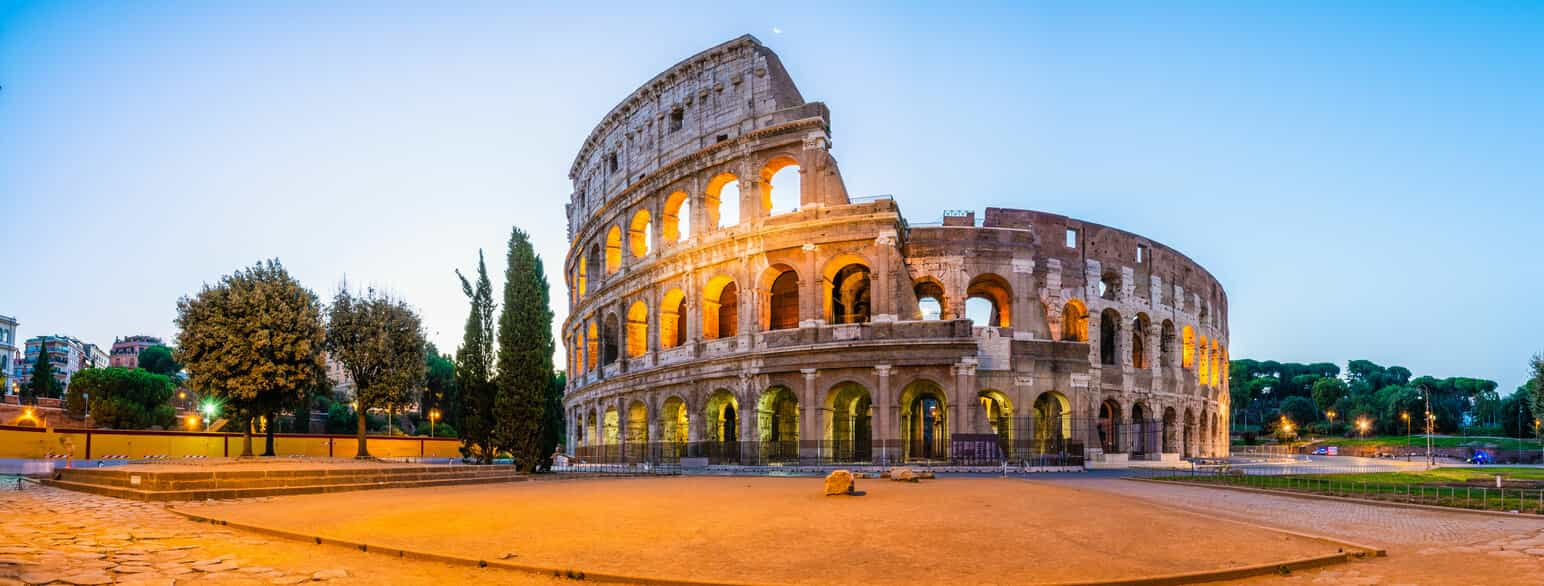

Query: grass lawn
left=1160, top=466, right=1544, bottom=514
left=1311, top=435, right=1543, bottom=451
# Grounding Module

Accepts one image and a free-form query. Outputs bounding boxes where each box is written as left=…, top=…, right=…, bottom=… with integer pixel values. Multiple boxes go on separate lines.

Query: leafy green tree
left=1311, top=377, right=1348, bottom=415
left=538, top=371, right=566, bottom=469
left=325, top=286, right=428, bottom=459
left=176, top=260, right=327, bottom=457
left=493, top=227, right=556, bottom=473
left=69, top=367, right=176, bottom=429
left=455, top=251, right=498, bottom=463
left=137, top=345, right=182, bottom=377
left=1503, top=385, right=1538, bottom=438
left=1528, top=354, right=1544, bottom=429
left=24, top=344, right=57, bottom=404
left=421, top=343, right=458, bottom=423
left=1278, top=396, right=1316, bottom=431
left=64, top=381, right=88, bottom=418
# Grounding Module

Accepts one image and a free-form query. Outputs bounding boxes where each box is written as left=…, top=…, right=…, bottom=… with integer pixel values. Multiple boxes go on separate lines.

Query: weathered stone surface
left=824, top=470, right=855, bottom=496
left=312, top=568, right=350, bottom=580
left=559, top=36, right=1233, bottom=465
left=888, top=467, right=919, bottom=482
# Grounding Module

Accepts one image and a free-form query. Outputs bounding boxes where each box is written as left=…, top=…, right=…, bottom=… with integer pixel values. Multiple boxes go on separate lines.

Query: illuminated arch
left=978, top=389, right=1014, bottom=449
left=1033, top=391, right=1072, bottom=452
left=761, top=264, right=800, bottom=330
left=659, top=288, right=687, bottom=348
left=661, top=190, right=691, bottom=243
left=825, top=381, right=873, bottom=462
left=660, top=396, right=689, bottom=446
left=628, top=209, right=651, bottom=258
left=822, top=254, right=872, bottom=325
left=625, top=300, right=648, bottom=358
left=704, top=389, right=740, bottom=443
left=760, top=155, right=801, bottom=215
left=604, top=225, right=622, bottom=274
left=706, top=172, right=740, bottom=230
left=757, top=386, right=800, bottom=461
left=965, top=273, right=1012, bottom=327
left=1062, top=299, right=1088, bottom=342
left=1210, top=340, right=1222, bottom=386
left=899, top=379, right=949, bottom=461
left=1181, top=325, right=1196, bottom=369
left=585, top=320, right=598, bottom=371
left=913, top=277, right=946, bottom=320
left=703, top=275, right=738, bottom=339
left=1198, top=335, right=1211, bottom=384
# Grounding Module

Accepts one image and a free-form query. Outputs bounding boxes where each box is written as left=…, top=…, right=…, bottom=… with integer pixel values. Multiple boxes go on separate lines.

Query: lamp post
left=1401, top=411, right=1410, bottom=460
left=1326, top=410, right=1337, bottom=436
left=429, top=408, right=441, bottom=437
left=1356, top=417, right=1370, bottom=439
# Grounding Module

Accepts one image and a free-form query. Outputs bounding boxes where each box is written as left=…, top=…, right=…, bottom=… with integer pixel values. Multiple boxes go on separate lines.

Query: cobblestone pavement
left=1056, top=477, right=1544, bottom=585
left=0, top=480, right=560, bottom=585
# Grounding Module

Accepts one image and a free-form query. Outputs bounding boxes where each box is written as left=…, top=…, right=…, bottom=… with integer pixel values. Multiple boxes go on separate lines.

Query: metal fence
left=1132, top=464, right=1544, bottom=516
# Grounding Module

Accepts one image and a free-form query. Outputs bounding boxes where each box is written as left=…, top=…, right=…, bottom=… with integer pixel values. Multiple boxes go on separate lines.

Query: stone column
left=874, top=364, right=892, bottom=464
left=800, top=368, right=819, bottom=459
left=801, top=242, right=820, bottom=327
left=873, top=233, right=897, bottom=321
left=952, top=359, right=977, bottom=447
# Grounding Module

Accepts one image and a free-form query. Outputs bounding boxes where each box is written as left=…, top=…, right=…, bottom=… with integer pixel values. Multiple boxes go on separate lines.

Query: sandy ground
left=1066, top=477, right=1544, bottom=585
left=183, top=476, right=1343, bottom=585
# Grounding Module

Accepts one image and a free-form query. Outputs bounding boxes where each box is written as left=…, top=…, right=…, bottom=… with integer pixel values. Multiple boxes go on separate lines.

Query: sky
left=2, top=2, right=1540, bottom=391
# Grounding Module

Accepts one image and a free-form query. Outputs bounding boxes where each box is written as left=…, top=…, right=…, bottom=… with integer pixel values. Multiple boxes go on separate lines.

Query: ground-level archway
left=900, top=380, right=949, bottom=461
left=825, top=382, right=872, bottom=462
left=703, top=389, right=739, bottom=463
left=1033, top=391, right=1071, bottom=455
left=1097, top=400, right=1121, bottom=453
left=979, top=389, right=1014, bottom=456
left=660, top=396, right=689, bottom=459
left=758, top=386, right=800, bottom=462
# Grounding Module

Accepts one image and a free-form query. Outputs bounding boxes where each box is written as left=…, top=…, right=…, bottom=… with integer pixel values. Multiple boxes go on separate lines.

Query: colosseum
left=562, top=35, right=1230, bottom=467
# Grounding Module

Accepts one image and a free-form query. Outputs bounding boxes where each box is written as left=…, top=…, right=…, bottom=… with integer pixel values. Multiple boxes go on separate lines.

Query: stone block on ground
left=888, top=467, right=919, bottom=482
left=824, top=470, right=855, bottom=496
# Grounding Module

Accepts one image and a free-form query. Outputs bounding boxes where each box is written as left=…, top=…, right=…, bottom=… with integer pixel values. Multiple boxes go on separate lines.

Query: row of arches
left=571, top=382, right=1080, bottom=462
left=1059, top=301, right=1226, bottom=386
left=1095, top=399, right=1222, bottom=458
left=566, top=259, right=877, bottom=375
left=570, top=157, right=804, bottom=303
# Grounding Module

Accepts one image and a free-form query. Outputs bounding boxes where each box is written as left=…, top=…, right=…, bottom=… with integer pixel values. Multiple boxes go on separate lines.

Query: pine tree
left=455, top=251, right=498, bottom=463
left=494, top=227, right=555, bottom=473
left=24, top=340, right=55, bottom=405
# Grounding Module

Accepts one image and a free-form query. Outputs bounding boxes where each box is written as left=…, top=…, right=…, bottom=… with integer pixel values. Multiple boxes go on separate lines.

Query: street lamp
left=1326, top=410, right=1337, bottom=435
left=200, top=401, right=218, bottom=432
left=429, top=408, right=441, bottom=437
left=1356, top=417, right=1370, bottom=439
left=1401, top=411, right=1410, bottom=458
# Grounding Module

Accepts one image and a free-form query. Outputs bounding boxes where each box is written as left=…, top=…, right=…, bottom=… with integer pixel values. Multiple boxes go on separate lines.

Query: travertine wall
left=560, top=36, right=1229, bottom=463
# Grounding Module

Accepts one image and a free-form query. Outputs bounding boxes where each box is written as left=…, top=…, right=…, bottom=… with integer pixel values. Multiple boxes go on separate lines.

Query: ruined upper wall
left=566, top=35, right=824, bottom=232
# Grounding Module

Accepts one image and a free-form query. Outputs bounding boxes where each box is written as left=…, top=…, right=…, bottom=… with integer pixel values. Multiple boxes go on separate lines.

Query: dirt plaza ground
left=180, top=476, right=1344, bottom=585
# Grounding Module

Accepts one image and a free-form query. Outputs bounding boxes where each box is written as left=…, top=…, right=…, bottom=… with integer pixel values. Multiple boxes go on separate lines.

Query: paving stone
left=312, top=568, right=349, bottom=580
left=196, top=561, right=241, bottom=572
left=58, top=572, right=114, bottom=585
left=269, top=576, right=309, bottom=585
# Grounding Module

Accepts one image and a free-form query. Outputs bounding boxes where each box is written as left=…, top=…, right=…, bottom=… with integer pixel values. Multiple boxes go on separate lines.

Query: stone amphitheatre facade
left=561, top=36, right=1229, bottom=466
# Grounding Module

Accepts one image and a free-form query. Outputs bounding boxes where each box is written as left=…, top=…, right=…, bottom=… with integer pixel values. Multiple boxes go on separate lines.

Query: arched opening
left=604, top=226, right=622, bottom=274
left=1183, top=408, right=1196, bottom=458
left=1099, top=270, right=1120, bottom=300
left=704, top=390, right=739, bottom=463
left=587, top=244, right=601, bottom=283
left=661, top=190, right=691, bottom=243
left=1099, top=308, right=1121, bottom=366
left=628, top=210, right=652, bottom=258
left=659, top=289, right=687, bottom=349
left=1198, top=336, right=1211, bottom=384
left=706, top=173, right=740, bottom=230
left=576, top=261, right=587, bottom=298
left=760, top=156, right=801, bottom=215
left=764, top=266, right=800, bottom=330
left=1132, top=313, right=1150, bottom=369
left=1097, top=400, right=1121, bottom=453
left=625, top=301, right=648, bottom=358
left=1131, top=402, right=1153, bottom=456
left=826, top=382, right=872, bottom=462
left=965, top=274, right=1012, bottom=327
left=1033, top=392, right=1072, bottom=454
left=824, top=260, right=871, bottom=325
left=1210, top=341, right=1222, bottom=386
left=1062, top=300, right=1088, bottom=342
left=585, top=320, right=598, bottom=372
left=913, top=278, right=946, bottom=320
left=660, top=396, right=689, bottom=460
left=585, top=408, right=598, bottom=447
left=1162, top=407, right=1177, bottom=453
left=626, top=400, right=648, bottom=444
left=1181, top=325, right=1196, bottom=369
left=602, top=314, right=620, bottom=364
left=758, top=386, right=800, bottom=461
left=703, top=276, right=738, bottom=340
left=603, top=406, right=620, bottom=445
left=979, top=390, right=1013, bottom=457
left=900, top=380, right=949, bottom=461
left=1160, top=320, right=1176, bottom=367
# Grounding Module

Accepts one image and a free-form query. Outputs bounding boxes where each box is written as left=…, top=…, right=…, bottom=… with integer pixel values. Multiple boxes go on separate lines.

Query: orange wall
left=0, top=425, right=460, bottom=460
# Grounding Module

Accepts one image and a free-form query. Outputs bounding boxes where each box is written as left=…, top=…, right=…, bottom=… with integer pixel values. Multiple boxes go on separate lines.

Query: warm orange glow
left=604, top=225, right=622, bottom=274
left=625, top=300, right=648, bottom=358
left=628, top=209, right=652, bottom=258
left=1181, top=325, right=1196, bottom=369
left=185, top=415, right=200, bottom=429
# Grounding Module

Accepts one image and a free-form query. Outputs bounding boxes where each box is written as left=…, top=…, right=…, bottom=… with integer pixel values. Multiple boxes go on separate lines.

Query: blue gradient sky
left=3, top=2, right=1540, bottom=391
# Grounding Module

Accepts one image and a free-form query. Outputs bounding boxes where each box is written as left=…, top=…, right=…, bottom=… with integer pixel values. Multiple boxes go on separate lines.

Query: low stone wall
left=0, top=424, right=461, bottom=460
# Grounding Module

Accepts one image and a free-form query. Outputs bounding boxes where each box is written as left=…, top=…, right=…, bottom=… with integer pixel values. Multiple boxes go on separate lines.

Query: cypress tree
left=25, top=340, right=56, bottom=404
left=455, top=251, right=497, bottom=463
left=493, top=227, right=555, bottom=473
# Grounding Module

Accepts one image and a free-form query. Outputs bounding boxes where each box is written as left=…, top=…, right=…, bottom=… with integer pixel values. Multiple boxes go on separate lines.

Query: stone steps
left=43, top=465, right=526, bottom=501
